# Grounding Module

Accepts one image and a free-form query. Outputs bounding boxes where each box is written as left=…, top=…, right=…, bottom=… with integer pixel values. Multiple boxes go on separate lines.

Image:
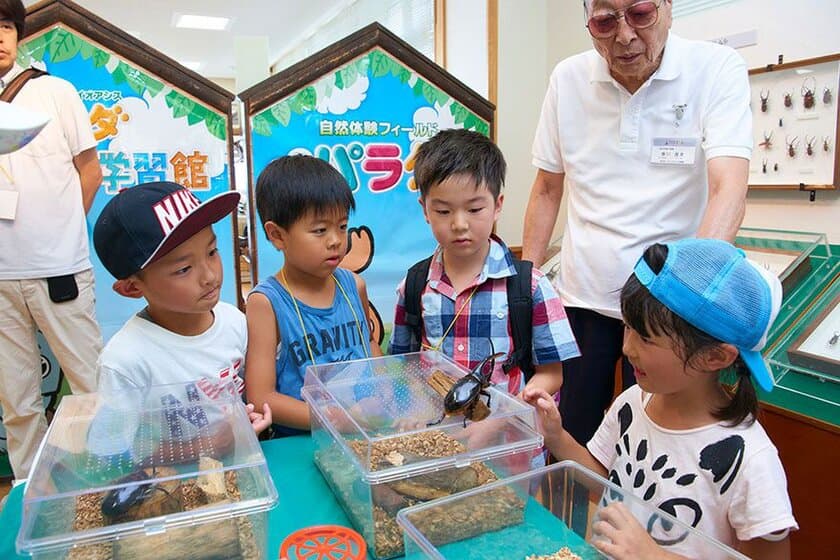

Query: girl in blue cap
left=524, top=238, right=797, bottom=560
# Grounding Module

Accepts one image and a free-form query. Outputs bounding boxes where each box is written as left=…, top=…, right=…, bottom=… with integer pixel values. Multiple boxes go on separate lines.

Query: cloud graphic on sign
left=106, top=94, right=227, bottom=179
left=315, top=76, right=370, bottom=115
left=408, top=103, right=460, bottom=143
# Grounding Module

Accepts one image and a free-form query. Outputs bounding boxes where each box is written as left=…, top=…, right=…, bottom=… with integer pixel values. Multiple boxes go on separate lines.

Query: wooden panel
left=759, top=406, right=840, bottom=558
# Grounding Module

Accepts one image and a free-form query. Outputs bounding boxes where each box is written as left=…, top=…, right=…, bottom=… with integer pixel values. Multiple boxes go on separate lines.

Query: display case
left=17, top=380, right=278, bottom=560
left=300, top=352, right=543, bottom=559
left=734, top=227, right=827, bottom=296
left=397, top=461, right=747, bottom=560
left=748, top=54, right=840, bottom=191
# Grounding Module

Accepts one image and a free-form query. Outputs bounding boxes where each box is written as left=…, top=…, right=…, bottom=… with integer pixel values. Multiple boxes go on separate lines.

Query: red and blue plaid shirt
left=389, top=236, right=580, bottom=393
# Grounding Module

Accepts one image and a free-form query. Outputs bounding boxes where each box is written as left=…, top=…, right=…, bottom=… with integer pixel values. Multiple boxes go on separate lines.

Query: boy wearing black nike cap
left=92, top=181, right=270, bottom=436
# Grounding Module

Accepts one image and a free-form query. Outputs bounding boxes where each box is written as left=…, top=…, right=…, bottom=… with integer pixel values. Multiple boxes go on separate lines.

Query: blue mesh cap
left=632, top=238, right=782, bottom=392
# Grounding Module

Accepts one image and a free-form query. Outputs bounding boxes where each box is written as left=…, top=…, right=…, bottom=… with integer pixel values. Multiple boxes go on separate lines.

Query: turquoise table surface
left=0, top=436, right=587, bottom=559
left=0, top=436, right=371, bottom=560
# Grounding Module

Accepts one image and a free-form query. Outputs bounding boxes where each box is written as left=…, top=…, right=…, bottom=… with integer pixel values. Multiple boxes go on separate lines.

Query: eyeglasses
left=586, top=1, right=663, bottom=39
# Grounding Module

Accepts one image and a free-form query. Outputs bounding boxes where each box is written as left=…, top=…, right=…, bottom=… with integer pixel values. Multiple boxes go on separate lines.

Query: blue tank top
left=250, top=268, right=371, bottom=436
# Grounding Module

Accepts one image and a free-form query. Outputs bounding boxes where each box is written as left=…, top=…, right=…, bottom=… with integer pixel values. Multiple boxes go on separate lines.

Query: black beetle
left=428, top=351, right=505, bottom=427
left=101, top=467, right=171, bottom=518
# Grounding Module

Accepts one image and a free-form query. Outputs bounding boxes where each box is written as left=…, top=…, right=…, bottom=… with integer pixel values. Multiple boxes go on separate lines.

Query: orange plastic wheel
left=279, top=525, right=367, bottom=560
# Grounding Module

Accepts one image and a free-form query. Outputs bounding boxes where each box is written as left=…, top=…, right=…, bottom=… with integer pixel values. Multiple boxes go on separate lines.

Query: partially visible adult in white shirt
left=522, top=0, right=751, bottom=445
left=0, top=0, right=103, bottom=481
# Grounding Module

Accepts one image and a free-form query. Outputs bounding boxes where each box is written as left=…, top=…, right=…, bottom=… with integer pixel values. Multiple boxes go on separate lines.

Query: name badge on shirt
left=0, top=190, right=19, bottom=220
left=650, top=137, right=698, bottom=166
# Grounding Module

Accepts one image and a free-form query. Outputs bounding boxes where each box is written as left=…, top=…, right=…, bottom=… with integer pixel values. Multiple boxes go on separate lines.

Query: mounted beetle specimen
left=774, top=162, right=779, bottom=172
left=802, top=77, right=816, bottom=109
left=759, top=90, right=770, bottom=112
left=824, top=87, right=833, bottom=105
left=824, top=136, right=832, bottom=153
left=805, top=136, right=816, bottom=156
left=783, top=91, right=793, bottom=108
left=758, top=130, right=773, bottom=150
left=427, top=350, right=505, bottom=427
left=785, top=135, right=799, bottom=158
left=761, top=159, right=768, bottom=173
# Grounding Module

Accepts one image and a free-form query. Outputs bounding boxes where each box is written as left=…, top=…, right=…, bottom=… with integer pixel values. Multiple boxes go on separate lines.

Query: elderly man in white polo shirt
left=522, top=0, right=751, bottom=445
left=0, top=0, right=103, bottom=481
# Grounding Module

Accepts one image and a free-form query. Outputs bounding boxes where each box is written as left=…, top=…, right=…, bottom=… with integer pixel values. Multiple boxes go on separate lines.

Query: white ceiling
left=23, top=0, right=351, bottom=81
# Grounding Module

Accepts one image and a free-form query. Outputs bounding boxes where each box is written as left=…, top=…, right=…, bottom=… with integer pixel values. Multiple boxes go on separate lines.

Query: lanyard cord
left=421, top=284, right=479, bottom=352
left=280, top=268, right=370, bottom=366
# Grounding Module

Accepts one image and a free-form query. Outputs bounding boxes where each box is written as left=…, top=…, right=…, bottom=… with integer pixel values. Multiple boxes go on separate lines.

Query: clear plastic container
left=301, top=351, right=544, bottom=559
left=397, top=461, right=748, bottom=560
left=17, top=379, right=278, bottom=559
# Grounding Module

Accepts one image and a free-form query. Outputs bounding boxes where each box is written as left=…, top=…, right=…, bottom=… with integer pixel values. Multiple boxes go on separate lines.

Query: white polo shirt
left=0, top=63, right=96, bottom=279
left=532, top=33, right=752, bottom=318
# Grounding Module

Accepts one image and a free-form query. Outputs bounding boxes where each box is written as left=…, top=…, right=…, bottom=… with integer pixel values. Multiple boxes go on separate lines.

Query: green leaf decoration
left=144, top=76, right=164, bottom=98
left=48, top=29, right=82, bottom=64
left=475, top=120, right=490, bottom=136
left=450, top=102, right=470, bottom=125
left=270, top=102, right=291, bottom=127
left=421, top=82, right=440, bottom=105
left=298, top=86, right=316, bottom=109
left=204, top=114, right=227, bottom=141
left=370, top=50, right=390, bottom=78
left=396, top=68, right=411, bottom=84
left=113, top=62, right=146, bottom=95
left=165, top=90, right=196, bottom=119
left=334, top=71, right=344, bottom=90
left=252, top=115, right=273, bottom=136
left=339, top=64, right=358, bottom=89
left=79, top=41, right=95, bottom=61
left=413, top=78, right=427, bottom=98
left=91, top=48, right=110, bottom=68
left=20, top=34, right=49, bottom=63
left=186, top=104, right=207, bottom=126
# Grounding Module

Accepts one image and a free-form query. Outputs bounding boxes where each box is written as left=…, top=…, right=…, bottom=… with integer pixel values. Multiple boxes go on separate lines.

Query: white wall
left=671, top=0, right=840, bottom=242
left=493, top=0, right=840, bottom=245
left=444, top=0, right=489, bottom=99
left=495, top=0, right=590, bottom=245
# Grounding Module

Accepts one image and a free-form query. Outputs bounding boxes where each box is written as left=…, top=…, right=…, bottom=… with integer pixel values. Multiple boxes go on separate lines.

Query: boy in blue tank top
left=245, top=155, right=382, bottom=437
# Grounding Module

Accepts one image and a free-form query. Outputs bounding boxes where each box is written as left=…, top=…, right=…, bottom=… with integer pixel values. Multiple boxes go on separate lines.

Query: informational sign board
left=0, top=0, right=237, bottom=475
left=241, top=23, right=494, bottom=344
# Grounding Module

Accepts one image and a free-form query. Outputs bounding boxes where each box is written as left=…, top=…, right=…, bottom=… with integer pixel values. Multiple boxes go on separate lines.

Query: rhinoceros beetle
left=101, top=467, right=172, bottom=518
left=428, top=350, right=505, bottom=427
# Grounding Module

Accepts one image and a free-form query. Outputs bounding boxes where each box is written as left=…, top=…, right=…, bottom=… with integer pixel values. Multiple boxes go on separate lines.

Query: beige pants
left=0, top=269, right=102, bottom=479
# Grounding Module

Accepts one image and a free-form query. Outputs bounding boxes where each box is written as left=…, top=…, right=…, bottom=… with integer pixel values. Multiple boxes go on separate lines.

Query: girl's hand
left=522, top=386, right=564, bottom=438
left=246, top=402, right=272, bottom=434
left=592, top=502, right=672, bottom=560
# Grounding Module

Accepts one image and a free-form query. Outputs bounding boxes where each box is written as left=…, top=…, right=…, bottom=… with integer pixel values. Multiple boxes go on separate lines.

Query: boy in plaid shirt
left=389, top=129, right=579, bottom=397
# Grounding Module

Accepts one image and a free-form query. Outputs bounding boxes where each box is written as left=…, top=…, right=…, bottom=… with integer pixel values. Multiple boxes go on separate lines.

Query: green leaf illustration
left=334, top=71, right=344, bottom=89
left=450, top=102, right=470, bottom=125
left=165, top=90, right=196, bottom=119
left=370, top=50, right=390, bottom=78
left=413, top=78, right=427, bottom=98
left=252, top=115, right=273, bottom=136
left=79, top=41, right=95, bottom=60
left=339, top=64, right=358, bottom=89
left=144, top=76, right=164, bottom=98
left=204, top=114, right=227, bottom=141
left=48, top=29, right=82, bottom=64
left=187, top=104, right=207, bottom=126
left=396, top=68, right=411, bottom=84
left=421, top=82, right=439, bottom=106
left=91, top=48, right=110, bottom=68
left=20, top=34, right=48, bottom=63
left=270, top=102, right=291, bottom=126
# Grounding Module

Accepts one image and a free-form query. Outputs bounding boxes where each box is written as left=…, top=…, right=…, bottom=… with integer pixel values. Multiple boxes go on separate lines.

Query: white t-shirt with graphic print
left=588, top=385, right=797, bottom=559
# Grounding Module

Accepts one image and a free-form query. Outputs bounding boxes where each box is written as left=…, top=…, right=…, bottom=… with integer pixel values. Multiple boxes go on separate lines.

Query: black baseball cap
left=93, top=181, right=239, bottom=279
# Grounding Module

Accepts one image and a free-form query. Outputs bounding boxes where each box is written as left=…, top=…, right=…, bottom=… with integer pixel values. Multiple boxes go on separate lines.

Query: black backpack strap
left=403, top=256, right=433, bottom=347
left=504, top=259, right=535, bottom=381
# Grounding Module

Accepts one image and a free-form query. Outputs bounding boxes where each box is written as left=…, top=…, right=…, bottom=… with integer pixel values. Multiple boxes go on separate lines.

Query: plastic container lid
left=301, top=351, right=543, bottom=485
left=17, top=380, right=278, bottom=555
